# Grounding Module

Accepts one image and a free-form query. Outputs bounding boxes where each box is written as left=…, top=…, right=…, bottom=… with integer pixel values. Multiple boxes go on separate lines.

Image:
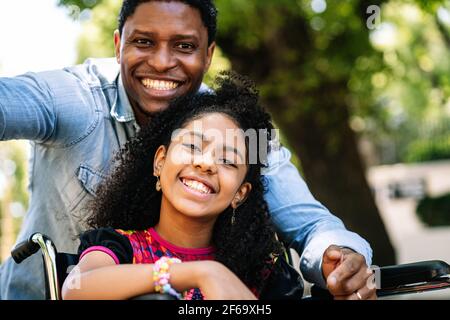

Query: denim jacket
left=0, top=58, right=372, bottom=299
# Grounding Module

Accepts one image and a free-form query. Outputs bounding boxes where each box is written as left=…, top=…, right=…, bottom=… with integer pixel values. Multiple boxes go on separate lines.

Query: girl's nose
left=193, top=151, right=217, bottom=174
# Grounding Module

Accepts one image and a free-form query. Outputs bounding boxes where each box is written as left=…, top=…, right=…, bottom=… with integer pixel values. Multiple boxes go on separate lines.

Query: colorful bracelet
left=153, top=256, right=183, bottom=300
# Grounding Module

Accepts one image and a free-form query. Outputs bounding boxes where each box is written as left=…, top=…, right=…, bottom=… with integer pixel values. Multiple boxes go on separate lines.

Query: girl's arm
left=62, top=251, right=256, bottom=300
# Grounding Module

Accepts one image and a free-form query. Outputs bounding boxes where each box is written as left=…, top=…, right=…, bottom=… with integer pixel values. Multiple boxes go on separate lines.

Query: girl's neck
left=155, top=199, right=216, bottom=249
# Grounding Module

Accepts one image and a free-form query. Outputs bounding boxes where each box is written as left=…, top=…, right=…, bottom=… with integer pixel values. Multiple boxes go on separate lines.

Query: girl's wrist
left=152, top=257, right=183, bottom=299
left=167, top=261, right=208, bottom=292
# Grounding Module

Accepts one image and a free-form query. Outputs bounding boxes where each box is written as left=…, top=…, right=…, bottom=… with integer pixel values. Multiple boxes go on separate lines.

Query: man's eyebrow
left=127, top=30, right=156, bottom=38
left=128, top=30, right=199, bottom=40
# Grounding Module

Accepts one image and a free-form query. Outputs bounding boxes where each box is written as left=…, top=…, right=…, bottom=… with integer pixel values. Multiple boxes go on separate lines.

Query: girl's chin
left=174, top=204, right=221, bottom=221
left=177, top=208, right=212, bottom=219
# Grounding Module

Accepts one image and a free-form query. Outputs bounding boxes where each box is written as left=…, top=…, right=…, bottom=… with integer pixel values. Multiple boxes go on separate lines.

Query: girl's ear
left=231, top=182, right=252, bottom=209
left=153, top=145, right=167, bottom=177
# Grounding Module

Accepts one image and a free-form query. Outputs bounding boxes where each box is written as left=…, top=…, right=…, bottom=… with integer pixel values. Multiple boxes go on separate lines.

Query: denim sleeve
left=0, top=73, right=56, bottom=142
left=0, top=71, right=98, bottom=147
left=263, top=146, right=373, bottom=288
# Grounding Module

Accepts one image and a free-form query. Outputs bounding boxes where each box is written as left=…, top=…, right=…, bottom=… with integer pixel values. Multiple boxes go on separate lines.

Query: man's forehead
left=123, top=1, right=206, bottom=34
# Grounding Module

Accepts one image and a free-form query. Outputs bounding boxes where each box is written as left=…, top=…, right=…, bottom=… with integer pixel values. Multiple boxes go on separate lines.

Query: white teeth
left=182, top=178, right=213, bottom=194
left=141, top=79, right=178, bottom=90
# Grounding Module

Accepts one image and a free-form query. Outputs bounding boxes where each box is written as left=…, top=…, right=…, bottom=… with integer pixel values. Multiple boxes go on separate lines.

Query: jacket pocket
left=76, top=164, right=107, bottom=196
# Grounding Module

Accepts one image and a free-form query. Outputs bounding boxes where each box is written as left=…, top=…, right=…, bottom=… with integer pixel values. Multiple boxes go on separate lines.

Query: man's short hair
left=118, top=0, right=218, bottom=45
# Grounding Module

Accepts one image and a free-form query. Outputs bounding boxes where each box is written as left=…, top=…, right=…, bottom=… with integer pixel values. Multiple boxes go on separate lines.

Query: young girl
left=62, top=72, right=284, bottom=300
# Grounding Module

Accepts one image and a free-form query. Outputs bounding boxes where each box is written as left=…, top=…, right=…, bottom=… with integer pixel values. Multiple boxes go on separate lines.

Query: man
left=0, top=0, right=375, bottom=300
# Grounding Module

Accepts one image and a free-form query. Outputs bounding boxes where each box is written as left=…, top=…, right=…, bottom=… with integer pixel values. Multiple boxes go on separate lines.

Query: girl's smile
left=179, top=176, right=216, bottom=200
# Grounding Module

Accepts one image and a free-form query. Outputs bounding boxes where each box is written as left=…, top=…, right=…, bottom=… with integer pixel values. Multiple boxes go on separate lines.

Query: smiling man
left=0, top=0, right=375, bottom=300
left=116, top=1, right=215, bottom=123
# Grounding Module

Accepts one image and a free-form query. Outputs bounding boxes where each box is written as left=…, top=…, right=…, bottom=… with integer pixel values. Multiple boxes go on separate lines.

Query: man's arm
left=262, top=146, right=373, bottom=288
left=0, top=70, right=97, bottom=146
left=0, top=73, right=57, bottom=142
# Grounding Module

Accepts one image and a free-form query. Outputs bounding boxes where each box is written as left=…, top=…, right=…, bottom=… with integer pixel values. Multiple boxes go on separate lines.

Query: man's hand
left=322, top=245, right=377, bottom=300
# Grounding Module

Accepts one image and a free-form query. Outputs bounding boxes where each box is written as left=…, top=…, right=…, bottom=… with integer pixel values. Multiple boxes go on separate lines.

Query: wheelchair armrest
left=379, top=260, right=450, bottom=288
left=377, top=260, right=450, bottom=297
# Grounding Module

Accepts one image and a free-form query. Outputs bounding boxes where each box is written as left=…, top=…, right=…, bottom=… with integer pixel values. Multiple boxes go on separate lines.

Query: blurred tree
left=358, top=1, right=450, bottom=164
left=213, top=0, right=397, bottom=265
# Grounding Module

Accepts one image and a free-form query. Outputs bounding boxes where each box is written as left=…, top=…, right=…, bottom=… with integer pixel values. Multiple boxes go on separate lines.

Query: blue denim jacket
left=0, top=58, right=372, bottom=299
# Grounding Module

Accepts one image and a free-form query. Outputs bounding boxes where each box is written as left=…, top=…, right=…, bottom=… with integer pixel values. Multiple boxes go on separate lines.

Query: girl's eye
left=220, top=158, right=237, bottom=168
left=183, top=143, right=201, bottom=152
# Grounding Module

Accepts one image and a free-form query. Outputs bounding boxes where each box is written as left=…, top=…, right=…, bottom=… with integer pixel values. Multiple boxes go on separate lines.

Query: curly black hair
left=118, top=0, right=218, bottom=45
left=86, top=71, right=282, bottom=293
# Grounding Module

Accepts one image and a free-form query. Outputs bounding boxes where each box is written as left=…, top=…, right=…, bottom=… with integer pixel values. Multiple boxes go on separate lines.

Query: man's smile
left=141, top=78, right=180, bottom=91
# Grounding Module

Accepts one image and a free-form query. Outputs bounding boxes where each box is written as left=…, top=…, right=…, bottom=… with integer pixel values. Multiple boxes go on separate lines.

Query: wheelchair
left=11, top=232, right=450, bottom=300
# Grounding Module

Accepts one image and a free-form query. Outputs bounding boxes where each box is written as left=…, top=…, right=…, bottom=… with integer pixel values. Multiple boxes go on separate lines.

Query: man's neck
left=132, top=104, right=151, bottom=127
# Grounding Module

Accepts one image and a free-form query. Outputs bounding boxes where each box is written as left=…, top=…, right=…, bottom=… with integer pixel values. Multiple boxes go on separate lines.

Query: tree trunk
left=266, top=84, right=396, bottom=266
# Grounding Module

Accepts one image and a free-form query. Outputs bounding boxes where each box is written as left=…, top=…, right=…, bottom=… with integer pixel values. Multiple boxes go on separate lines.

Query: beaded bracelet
left=153, top=256, right=183, bottom=300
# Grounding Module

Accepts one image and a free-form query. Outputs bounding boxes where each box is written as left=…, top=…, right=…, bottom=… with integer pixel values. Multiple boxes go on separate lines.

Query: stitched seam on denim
left=77, top=165, right=107, bottom=196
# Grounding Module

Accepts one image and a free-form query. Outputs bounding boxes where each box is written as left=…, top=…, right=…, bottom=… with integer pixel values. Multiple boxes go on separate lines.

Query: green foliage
left=76, top=0, right=121, bottom=63
left=58, top=0, right=103, bottom=12
left=352, top=0, right=450, bottom=164
left=404, top=136, right=450, bottom=163
left=416, top=193, right=450, bottom=226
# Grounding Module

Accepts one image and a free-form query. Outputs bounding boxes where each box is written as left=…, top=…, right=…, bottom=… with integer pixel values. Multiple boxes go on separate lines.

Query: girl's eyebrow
left=184, top=131, right=245, bottom=162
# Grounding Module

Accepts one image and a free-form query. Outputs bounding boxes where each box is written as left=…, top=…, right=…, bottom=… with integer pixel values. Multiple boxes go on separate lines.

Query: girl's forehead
left=181, top=113, right=245, bottom=140
left=172, top=113, right=247, bottom=152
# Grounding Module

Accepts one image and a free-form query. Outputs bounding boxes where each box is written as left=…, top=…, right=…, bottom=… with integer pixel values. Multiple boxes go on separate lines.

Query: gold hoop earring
left=155, top=176, right=161, bottom=192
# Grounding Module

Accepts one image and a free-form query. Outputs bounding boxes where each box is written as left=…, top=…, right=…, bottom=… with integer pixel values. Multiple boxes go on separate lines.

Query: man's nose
left=147, top=45, right=177, bottom=73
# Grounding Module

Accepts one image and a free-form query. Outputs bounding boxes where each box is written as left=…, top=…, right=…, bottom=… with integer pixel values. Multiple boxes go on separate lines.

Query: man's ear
left=153, top=145, right=167, bottom=177
left=231, top=182, right=252, bottom=209
left=114, top=30, right=121, bottom=64
left=205, top=41, right=216, bottom=72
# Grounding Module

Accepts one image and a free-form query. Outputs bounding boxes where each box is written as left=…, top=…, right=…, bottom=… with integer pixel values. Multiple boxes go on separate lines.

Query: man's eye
left=176, top=43, right=195, bottom=51
left=135, top=39, right=153, bottom=46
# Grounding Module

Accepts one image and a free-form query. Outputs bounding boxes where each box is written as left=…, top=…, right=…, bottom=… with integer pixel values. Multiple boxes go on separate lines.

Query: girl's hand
left=187, top=261, right=257, bottom=300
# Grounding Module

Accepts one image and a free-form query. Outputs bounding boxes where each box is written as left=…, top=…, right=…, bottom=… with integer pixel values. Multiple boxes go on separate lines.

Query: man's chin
left=138, top=100, right=171, bottom=115
left=128, top=100, right=170, bottom=125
